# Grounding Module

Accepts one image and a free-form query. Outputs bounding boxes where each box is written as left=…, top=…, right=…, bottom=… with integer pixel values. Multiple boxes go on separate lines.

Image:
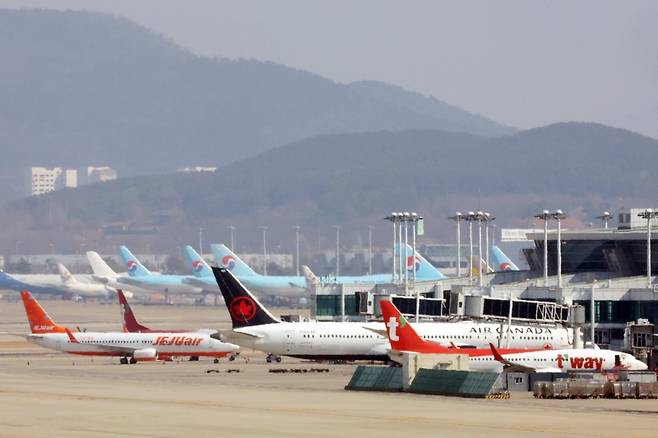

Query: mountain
left=3, top=122, right=656, bottom=253
left=0, top=9, right=513, bottom=202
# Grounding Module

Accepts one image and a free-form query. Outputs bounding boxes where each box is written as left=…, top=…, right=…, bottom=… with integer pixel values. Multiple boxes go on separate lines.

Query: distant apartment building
left=176, top=166, right=217, bottom=174
left=24, top=167, right=77, bottom=196
left=25, top=165, right=117, bottom=196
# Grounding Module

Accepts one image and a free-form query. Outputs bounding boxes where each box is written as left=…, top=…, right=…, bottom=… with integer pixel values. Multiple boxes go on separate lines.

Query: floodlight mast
left=638, top=209, right=658, bottom=288
left=552, top=210, right=567, bottom=289
left=534, top=210, right=552, bottom=286
left=448, top=212, right=463, bottom=277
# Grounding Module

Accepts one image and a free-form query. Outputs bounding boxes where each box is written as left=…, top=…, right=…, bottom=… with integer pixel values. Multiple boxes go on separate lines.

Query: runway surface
left=1, top=298, right=657, bottom=437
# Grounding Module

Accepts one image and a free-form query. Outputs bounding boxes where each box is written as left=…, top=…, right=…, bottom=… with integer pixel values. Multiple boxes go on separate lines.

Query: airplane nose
left=635, top=359, right=649, bottom=371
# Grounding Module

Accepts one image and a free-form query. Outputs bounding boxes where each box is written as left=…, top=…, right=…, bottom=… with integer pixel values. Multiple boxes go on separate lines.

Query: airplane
left=117, top=246, right=203, bottom=297
left=211, top=267, right=573, bottom=363
left=56, top=263, right=122, bottom=298
left=210, top=243, right=445, bottom=297
left=86, top=251, right=157, bottom=296
left=0, top=267, right=109, bottom=298
left=380, top=299, right=647, bottom=373
left=19, top=290, right=239, bottom=364
left=379, top=300, right=538, bottom=363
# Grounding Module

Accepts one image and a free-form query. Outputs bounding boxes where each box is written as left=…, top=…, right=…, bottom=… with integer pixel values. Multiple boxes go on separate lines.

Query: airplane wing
left=489, top=342, right=537, bottom=373
left=65, top=329, right=142, bottom=354
left=222, top=330, right=264, bottom=341
left=362, top=327, right=387, bottom=337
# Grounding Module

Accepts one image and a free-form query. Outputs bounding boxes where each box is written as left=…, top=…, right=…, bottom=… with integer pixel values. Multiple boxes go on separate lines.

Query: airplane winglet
left=489, top=342, right=505, bottom=363
left=65, top=328, right=79, bottom=343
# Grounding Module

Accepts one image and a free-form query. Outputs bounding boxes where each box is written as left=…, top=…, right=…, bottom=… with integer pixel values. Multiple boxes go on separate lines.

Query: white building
left=25, top=167, right=77, bottom=196
left=78, top=166, right=117, bottom=185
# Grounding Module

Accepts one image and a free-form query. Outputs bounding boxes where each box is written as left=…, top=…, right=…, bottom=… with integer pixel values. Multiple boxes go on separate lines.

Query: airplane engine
left=133, top=348, right=157, bottom=361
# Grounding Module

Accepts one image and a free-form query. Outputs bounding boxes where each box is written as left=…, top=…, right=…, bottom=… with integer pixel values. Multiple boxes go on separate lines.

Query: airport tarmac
left=1, top=299, right=657, bottom=438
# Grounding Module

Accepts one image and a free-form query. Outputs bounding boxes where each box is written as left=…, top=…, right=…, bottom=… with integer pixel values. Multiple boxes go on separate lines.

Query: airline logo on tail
left=229, top=296, right=257, bottom=322
left=221, top=255, right=236, bottom=270
left=500, top=262, right=512, bottom=271
left=385, top=315, right=404, bottom=342
left=191, top=260, right=205, bottom=272
left=126, top=260, right=139, bottom=272
left=406, top=255, right=421, bottom=272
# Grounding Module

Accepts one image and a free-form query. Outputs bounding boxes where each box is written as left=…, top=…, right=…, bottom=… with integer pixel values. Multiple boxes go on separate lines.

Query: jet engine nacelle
left=133, top=348, right=157, bottom=361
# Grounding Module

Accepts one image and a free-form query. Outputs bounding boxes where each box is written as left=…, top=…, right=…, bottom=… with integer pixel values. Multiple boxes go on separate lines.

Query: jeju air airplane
left=20, top=291, right=239, bottom=364
left=380, top=300, right=542, bottom=363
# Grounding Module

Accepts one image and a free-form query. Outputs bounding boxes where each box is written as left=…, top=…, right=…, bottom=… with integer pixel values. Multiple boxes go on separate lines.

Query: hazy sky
left=5, top=0, right=658, bottom=138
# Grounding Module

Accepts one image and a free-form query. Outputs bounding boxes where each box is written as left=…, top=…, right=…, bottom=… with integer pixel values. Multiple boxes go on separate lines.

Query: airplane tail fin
left=211, top=244, right=259, bottom=277
left=183, top=246, right=213, bottom=278
left=117, top=290, right=150, bottom=332
left=490, top=245, right=520, bottom=271
left=20, top=291, right=67, bottom=334
left=57, top=264, right=79, bottom=285
left=401, top=244, right=445, bottom=280
left=380, top=300, right=441, bottom=352
left=86, top=251, right=117, bottom=278
left=301, top=265, right=319, bottom=287
left=118, top=246, right=151, bottom=277
left=212, top=267, right=279, bottom=329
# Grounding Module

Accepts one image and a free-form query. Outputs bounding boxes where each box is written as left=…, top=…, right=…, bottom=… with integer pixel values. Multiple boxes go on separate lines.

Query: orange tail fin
left=20, top=291, right=66, bottom=333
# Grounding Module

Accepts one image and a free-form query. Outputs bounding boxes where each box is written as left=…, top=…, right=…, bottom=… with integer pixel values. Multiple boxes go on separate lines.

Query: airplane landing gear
left=266, top=354, right=282, bottom=363
left=129, top=357, right=137, bottom=364
left=189, top=356, right=200, bottom=361
left=120, top=357, right=128, bottom=365
left=213, top=358, right=220, bottom=364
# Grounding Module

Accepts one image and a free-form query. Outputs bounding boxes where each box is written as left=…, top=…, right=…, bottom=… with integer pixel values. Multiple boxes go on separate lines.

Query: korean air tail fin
left=117, top=290, right=150, bottom=332
left=380, top=300, right=446, bottom=353
left=212, top=267, right=279, bottom=329
left=399, top=244, right=445, bottom=280
left=118, top=246, right=151, bottom=277
left=183, top=246, right=213, bottom=278
left=211, top=244, right=259, bottom=277
left=86, top=251, right=117, bottom=278
left=20, top=291, right=67, bottom=334
left=490, top=245, right=519, bottom=271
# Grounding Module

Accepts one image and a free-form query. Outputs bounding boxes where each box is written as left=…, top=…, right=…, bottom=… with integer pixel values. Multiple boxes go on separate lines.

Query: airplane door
left=285, top=330, right=295, bottom=353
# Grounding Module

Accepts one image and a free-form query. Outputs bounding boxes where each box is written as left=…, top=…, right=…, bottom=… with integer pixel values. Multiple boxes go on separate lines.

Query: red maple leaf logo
left=229, top=296, right=257, bottom=322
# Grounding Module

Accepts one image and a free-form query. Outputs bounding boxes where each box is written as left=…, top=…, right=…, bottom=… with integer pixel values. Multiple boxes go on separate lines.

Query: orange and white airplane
left=381, top=300, right=648, bottom=373
left=20, top=291, right=239, bottom=364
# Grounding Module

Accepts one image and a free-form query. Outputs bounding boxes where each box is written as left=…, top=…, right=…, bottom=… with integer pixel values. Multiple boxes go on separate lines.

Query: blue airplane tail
left=210, top=244, right=259, bottom=277
left=400, top=244, right=445, bottom=279
left=490, top=245, right=519, bottom=271
left=183, top=246, right=213, bottom=278
left=118, top=246, right=152, bottom=277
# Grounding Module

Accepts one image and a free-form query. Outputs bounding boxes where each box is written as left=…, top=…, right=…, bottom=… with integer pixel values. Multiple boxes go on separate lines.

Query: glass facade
left=575, top=300, right=658, bottom=324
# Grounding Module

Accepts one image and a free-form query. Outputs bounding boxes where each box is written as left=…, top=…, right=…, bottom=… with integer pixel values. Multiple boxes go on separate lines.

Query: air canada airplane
left=19, top=291, right=239, bottom=364
left=381, top=300, right=647, bottom=373
left=212, top=267, right=573, bottom=363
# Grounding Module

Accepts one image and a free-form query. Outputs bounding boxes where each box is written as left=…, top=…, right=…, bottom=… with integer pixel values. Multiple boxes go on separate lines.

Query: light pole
left=294, top=226, right=301, bottom=276
left=368, top=225, right=374, bottom=275
left=403, top=212, right=411, bottom=294
left=534, top=210, right=551, bottom=286
left=228, top=225, right=236, bottom=250
left=448, top=212, right=463, bottom=277
left=385, top=213, right=400, bottom=283
left=198, top=227, right=203, bottom=256
left=552, top=210, right=567, bottom=289
left=476, top=211, right=484, bottom=287
left=596, top=212, right=613, bottom=229
left=466, top=211, right=475, bottom=278
left=259, top=226, right=268, bottom=275
left=484, top=212, right=495, bottom=273
left=333, top=225, right=341, bottom=277
left=638, top=209, right=658, bottom=288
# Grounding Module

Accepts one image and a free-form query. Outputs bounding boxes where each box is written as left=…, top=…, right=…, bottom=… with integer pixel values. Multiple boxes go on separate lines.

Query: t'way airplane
left=212, top=267, right=573, bottom=363
left=380, top=300, right=647, bottom=373
left=20, top=291, right=239, bottom=364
